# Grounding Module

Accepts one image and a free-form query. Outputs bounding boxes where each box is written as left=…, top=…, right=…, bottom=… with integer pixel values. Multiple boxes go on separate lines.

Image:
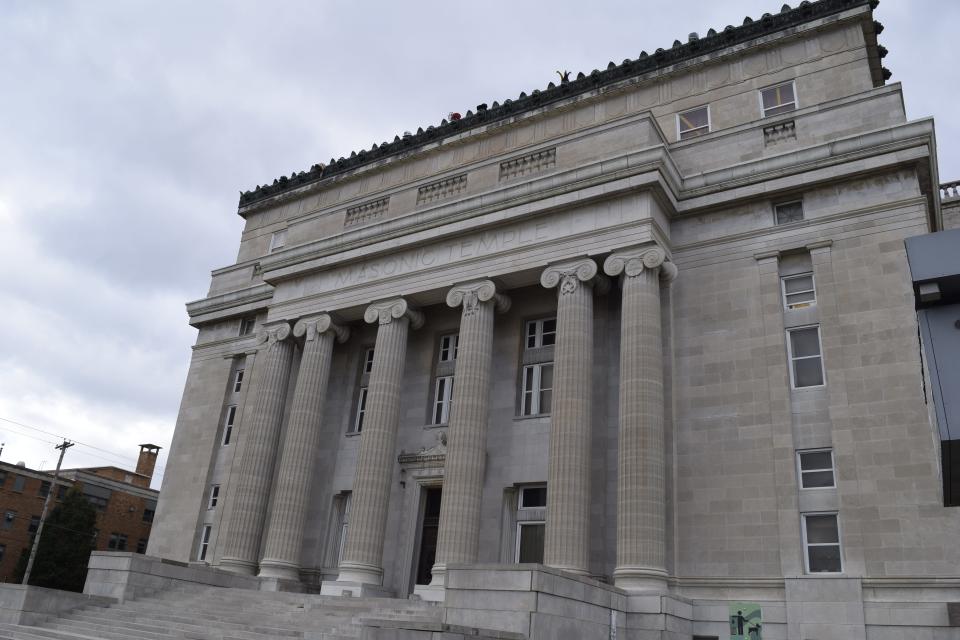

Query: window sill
left=423, top=424, right=448, bottom=430
left=345, top=431, right=362, bottom=438
left=513, top=414, right=551, bottom=422
left=790, top=384, right=827, bottom=392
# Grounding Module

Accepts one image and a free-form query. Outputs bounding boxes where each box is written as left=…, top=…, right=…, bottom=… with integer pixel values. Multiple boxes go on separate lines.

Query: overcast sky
left=1, top=1, right=956, bottom=489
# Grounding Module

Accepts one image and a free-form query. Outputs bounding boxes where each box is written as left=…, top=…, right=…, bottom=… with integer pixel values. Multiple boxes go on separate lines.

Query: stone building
left=148, top=0, right=960, bottom=636
left=0, top=445, right=160, bottom=582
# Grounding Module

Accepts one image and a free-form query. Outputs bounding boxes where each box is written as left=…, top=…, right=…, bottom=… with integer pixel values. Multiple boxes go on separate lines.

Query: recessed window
left=268, top=229, right=287, bottom=253
left=787, top=326, right=824, bottom=388
left=38, top=481, right=51, bottom=498
left=433, top=376, right=454, bottom=425
left=677, top=105, right=710, bottom=140
left=208, top=485, right=220, bottom=509
left=521, top=363, right=553, bottom=416
left=108, top=532, right=128, bottom=551
left=802, top=513, right=842, bottom=573
left=798, top=449, right=835, bottom=489
left=239, top=317, right=256, bottom=336
left=525, top=318, right=556, bottom=349
left=222, top=405, right=238, bottom=445
left=774, top=200, right=804, bottom=225
left=197, top=525, right=212, bottom=561
left=760, top=81, right=797, bottom=117
left=136, top=538, right=147, bottom=554
left=0, top=471, right=6, bottom=486
left=519, top=486, right=547, bottom=509
left=782, top=273, right=816, bottom=310
left=86, top=494, right=109, bottom=512
left=363, top=348, right=375, bottom=374
left=233, top=369, right=245, bottom=393
left=28, top=516, right=40, bottom=534
left=439, top=334, right=459, bottom=362
left=142, top=508, right=155, bottom=523
left=2, top=511, right=14, bottom=530
left=516, top=522, right=545, bottom=563
left=13, top=476, right=25, bottom=493
left=354, top=387, right=368, bottom=433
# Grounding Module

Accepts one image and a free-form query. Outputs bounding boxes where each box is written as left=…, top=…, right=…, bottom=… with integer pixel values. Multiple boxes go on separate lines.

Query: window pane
left=790, top=328, right=821, bottom=358
left=784, top=275, right=813, bottom=295
left=786, top=291, right=816, bottom=306
left=526, top=322, right=537, bottom=348
left=679, top=106, right=709, bottom=139
left=541, top=319, right=556, bottom=346
left=540, top=389, right=552, bottom=415
left=808, top=544, right=842, bottom=573
left=800, top=451, right=832, bottom=471
left=775, top=201, right=804, bottom=224
left=805, top=514, right=839, bottom=544
left=762, top=83, right=795, bottom=111
left=794, top=357, right=824, bottom=387
left=518, top=524, right=545, bottom=563
left=802, top=470, right=835, bottom=488
left=521, top=487, right=547, bottom=508
left=539, top=364, right=553, bottom=390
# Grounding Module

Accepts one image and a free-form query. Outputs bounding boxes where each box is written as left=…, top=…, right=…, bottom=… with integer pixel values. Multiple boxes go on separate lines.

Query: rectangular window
left=0, top=544, right=5, bottom=564
left=2, top=511, right=14, bottom=530
left=798, top=449, right=835, bottom=489
left=521, top=363, right=554, bottom=416
left=57, top=485, right=67, bottom=500
left=802, top=513, right=842, bottom=573
left=28, top=516, right=40, bottom=534
left=38, top=481, right=51, bottom=497
left=760, top=81, right=797, bottom=117
left=142, top=508, right=155, bottom=523
left=233, top=369, right=245, bottom=393
left=268, top=229, right=287, bottom=253
left=433, top=376, right=454, bottom=425
left=354, top=387, right=369, bottom=433
left=223, top=405, right=237, bottom=445
left=136, top=538, right=147, bottom=554
left=525, top=318, right=556, bottom=349
left=787, top=326, right=825, bottom=388
left=782, top=273, right=816, bottom=310
left=0, top=470, right=6, bottom=486
left=439, top=334, right=459, bottom=362
left=515, top=522, right=546, bottom=563
left=677, top=105, right=710, bottom=140
left=208, top=485, right=220, bottom=509
left=198, top=525, right=212, bottom=561
left=86, top=495, right=109, bottom=511
left=239, top=317, right=256, bottom=336
left=363, top=348, right=375, bottom=374
left=519, top=486, right=547, bottom=509
left=774, top=200, right=804, bottom=225
left=13, top=476, right=25, bottom=493
left=108, top=533, right=128, bottom=551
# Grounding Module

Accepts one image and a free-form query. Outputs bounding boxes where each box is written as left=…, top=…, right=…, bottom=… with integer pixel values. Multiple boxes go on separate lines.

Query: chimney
left=136, top=444, right=161, bottom=481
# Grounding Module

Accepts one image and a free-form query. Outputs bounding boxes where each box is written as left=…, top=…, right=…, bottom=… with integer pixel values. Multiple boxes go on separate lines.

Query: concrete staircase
left=0, top=585, right=444, bottom=640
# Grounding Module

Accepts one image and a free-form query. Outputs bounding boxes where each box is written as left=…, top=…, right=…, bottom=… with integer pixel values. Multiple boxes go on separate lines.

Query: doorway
left=414, top=487, right=442, bottom=585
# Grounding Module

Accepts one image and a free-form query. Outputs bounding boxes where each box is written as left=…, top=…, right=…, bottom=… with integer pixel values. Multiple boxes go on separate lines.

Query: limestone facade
left=149, top=0, right=960, bottom=636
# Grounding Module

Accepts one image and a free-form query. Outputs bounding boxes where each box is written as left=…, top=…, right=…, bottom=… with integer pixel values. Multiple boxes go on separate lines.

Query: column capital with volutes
left=540, top=257, right=609, bottom=296
left=256, top=321, right=294, bottom=346
left=293, top=313, right=350, bottom=343
left=603, top=244, right=678, bottom=283
left=446, top=280, right=511, bottom=315
left=363, top=298, right=424, bottom=329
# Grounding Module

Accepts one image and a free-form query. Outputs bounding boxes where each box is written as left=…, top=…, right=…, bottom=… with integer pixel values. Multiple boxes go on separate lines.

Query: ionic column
left=541, top=257, right=607, bottom=575
left=259, top=314, right=349, bottom=580
left=337, top=298, right=423, bottom=585
left=604, top=244, right=677, bottom=592
left=431, top=281, right=510, bottom=585
left=220, top=321, right=295, bottom=575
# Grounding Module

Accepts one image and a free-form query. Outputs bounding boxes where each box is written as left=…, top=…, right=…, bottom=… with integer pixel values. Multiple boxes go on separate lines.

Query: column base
left=613, top=565, right=669, bottom=593
left=545, top=563, right=590, bottom=577
left=257, top=558, right=300, bottom=581
left=218, top=557, right=258, bottom=576
left=332, top=561, right=383, bottom=586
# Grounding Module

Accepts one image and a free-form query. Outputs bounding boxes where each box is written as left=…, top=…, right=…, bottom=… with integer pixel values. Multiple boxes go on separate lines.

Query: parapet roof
left=238, top=0, right=886, bottom=211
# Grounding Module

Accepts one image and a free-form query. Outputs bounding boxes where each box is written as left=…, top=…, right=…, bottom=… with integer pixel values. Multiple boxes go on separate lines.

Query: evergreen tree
left=15, top=486, right=97, bottom=592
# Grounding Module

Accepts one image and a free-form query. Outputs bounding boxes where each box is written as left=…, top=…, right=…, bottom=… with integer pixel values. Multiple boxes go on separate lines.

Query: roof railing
left=941, top=180, right=960, bottom=201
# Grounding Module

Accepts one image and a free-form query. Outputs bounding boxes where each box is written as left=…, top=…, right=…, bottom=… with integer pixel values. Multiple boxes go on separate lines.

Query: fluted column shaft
left=220, top=322, right=295, bottom=575
left=338, top=299, right=423, bottom=585
left=431, top=281, right=510, bottom=585
left=604, top=245, right=676, bottom=592
left=541, top=258, right=603, bottom=575
left=259, top=314, right=349, bottom=580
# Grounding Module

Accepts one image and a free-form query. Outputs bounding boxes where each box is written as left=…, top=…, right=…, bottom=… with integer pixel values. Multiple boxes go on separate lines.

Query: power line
left=0, top=415, right=153, bottom=466
left=0, top=424, right=135, bottom=469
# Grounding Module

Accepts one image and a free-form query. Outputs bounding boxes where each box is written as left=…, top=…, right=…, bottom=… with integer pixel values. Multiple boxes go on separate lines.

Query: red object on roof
left=448, top=112, right=462, bottom=121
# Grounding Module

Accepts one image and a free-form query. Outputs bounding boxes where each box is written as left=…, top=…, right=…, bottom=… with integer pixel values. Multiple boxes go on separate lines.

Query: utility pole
left=22, top=440, right=73, bottom=585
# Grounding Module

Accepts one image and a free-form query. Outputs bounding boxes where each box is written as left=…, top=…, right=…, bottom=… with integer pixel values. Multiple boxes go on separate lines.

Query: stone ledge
left=0, top=584, right=114, bottom=626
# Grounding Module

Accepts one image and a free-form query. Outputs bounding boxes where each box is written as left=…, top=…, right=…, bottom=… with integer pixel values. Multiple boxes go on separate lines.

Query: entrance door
left=414, top=487, right=442, bottom=585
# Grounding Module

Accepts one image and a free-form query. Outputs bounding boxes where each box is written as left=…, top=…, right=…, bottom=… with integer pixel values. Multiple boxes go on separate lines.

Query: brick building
left=0, top=444, right=160, bottom=582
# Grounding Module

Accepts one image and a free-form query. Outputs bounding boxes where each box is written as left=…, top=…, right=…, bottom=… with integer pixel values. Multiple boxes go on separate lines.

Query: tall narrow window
left=760, top=81, right=797, bottom=117
left=363, top=348, right=375, bottom=374
left=802, top=513, right=842, bottom=573
left=13, top=476, right=25, bottom=492
left=433, top=376, right=454, bottom=425
left=516, top=523, right=545, bottom=563
left=782, top=273, right=816, bottom=310
left=208, top=485, right=220, bottom=509
left=525, top=318, right=556, bottom=349
left=521, top=363, right=554, bottom=416
left=233, top=369, right=245, bottom=393
left=774, top=200, right=804, bottom=225
left=798, top=449, right=835, bottom=489
left=677, top=105, right=710, bottom=140
left=787, top=326, right=825, bottom=388
left=438, top=334, right=459, bottom=362
left=222, top=405, right=237, bottom=445
left=268, top=229, right=287, bottom=253
left=354, top=387, right=368, bottom=433
left=197, top=525, right=212, bottom=561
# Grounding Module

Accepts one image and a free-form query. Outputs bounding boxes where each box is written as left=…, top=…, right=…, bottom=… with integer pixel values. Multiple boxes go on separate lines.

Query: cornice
left=237, top=0, right=881, bottom=211
left=186, top=283, right=274, bottom=319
